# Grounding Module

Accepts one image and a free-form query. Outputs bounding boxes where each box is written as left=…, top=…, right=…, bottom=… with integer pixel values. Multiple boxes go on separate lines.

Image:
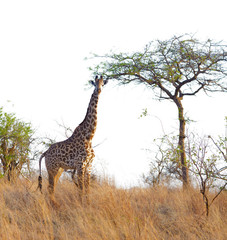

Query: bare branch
left=182, top=83, right=205, bottom=96
left=208, top=135, right=227, bottom=161
left=209, top=182, right=227, bottom=208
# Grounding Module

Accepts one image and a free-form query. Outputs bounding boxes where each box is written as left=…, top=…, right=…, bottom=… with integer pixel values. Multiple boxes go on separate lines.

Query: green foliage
left=0, top=107, right=35, bottom=181
left=139, top=108, right=148, bottom=118
left=90, top=34, right=227, bottom=99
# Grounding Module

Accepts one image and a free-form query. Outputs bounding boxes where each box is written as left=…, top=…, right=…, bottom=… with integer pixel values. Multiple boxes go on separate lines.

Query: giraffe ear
left=89, top=80, right=96, bottom=87
left=103, top=79, right=108, bottom=85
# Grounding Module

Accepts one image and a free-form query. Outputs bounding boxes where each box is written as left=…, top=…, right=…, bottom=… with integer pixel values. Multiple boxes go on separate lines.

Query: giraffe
left=38, top=76, right=108, bottom=200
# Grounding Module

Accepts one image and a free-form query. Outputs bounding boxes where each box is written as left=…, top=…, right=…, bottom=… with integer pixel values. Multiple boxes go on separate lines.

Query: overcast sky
left=0, top=0, right=226, bottom=186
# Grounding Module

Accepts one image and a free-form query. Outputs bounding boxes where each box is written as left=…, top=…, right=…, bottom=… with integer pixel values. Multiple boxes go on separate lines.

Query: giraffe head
left=90, top=76, right=108, bottom=93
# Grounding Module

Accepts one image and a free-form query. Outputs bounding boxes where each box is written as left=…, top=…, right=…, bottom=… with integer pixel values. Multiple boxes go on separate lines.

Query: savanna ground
left=0, top=176, right=226, bottom=240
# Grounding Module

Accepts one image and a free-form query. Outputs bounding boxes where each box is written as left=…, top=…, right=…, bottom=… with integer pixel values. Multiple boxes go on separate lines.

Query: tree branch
left=208, top=135, right=227, bottom=161
left=182, top=83, right=205, bottom=96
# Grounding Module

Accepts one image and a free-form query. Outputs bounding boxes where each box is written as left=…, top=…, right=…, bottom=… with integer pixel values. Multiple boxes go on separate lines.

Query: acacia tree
left=91, top=35, right=227, bottom=188
left=0, top=107, right=34, bottom=181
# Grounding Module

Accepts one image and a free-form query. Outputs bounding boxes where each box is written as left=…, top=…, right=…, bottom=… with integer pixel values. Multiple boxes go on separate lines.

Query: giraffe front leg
left=85, top=164, right=92, bottom=195
left=84, top=164, right=92, bottom=205
left=77, top=165, right=85, bottom=201
left=85, top=149, right=94, bottom=194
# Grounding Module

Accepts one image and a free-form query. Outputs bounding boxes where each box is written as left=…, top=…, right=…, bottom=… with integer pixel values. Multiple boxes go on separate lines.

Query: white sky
left=0, top=0, right=226, bottom=187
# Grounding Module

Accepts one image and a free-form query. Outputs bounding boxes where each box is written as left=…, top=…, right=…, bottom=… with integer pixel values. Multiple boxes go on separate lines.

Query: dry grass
left=0, top=177, right=226, bottom=240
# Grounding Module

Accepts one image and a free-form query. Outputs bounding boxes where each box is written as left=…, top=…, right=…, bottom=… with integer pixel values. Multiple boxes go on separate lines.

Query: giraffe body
left=38, top=76, right=107, bottom=198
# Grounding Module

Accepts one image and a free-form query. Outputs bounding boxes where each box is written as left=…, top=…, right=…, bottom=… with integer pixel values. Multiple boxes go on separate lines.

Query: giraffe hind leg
left=47, top=168, right=63, bottom=197
left=48, top=171, right=55, bottom=196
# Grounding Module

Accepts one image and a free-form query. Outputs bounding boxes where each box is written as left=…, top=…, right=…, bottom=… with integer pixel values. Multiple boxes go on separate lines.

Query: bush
left=0, top=107, right=35, bottom=181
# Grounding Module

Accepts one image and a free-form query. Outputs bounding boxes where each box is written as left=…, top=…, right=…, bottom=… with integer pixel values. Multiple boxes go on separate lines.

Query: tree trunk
left=174, top=97, right=189, bottom=189
left=7, top=163, right=14, bottom=182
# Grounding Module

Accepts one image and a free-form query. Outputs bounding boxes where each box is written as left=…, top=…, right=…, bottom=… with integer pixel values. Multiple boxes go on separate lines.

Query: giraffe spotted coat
left=38, top=76, right=107, bottom=198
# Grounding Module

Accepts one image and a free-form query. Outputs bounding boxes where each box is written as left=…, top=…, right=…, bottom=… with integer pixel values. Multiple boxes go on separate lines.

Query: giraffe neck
left=72, top=89, right=100, bottom=141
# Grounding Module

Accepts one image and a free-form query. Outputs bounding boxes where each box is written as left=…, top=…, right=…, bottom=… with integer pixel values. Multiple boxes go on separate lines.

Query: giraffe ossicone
left=38, top=76, right=107, bottom=199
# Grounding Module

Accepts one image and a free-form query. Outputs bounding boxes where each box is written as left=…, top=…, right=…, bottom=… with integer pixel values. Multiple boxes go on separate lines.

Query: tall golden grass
left=0, top=177, right=226, bottom=240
